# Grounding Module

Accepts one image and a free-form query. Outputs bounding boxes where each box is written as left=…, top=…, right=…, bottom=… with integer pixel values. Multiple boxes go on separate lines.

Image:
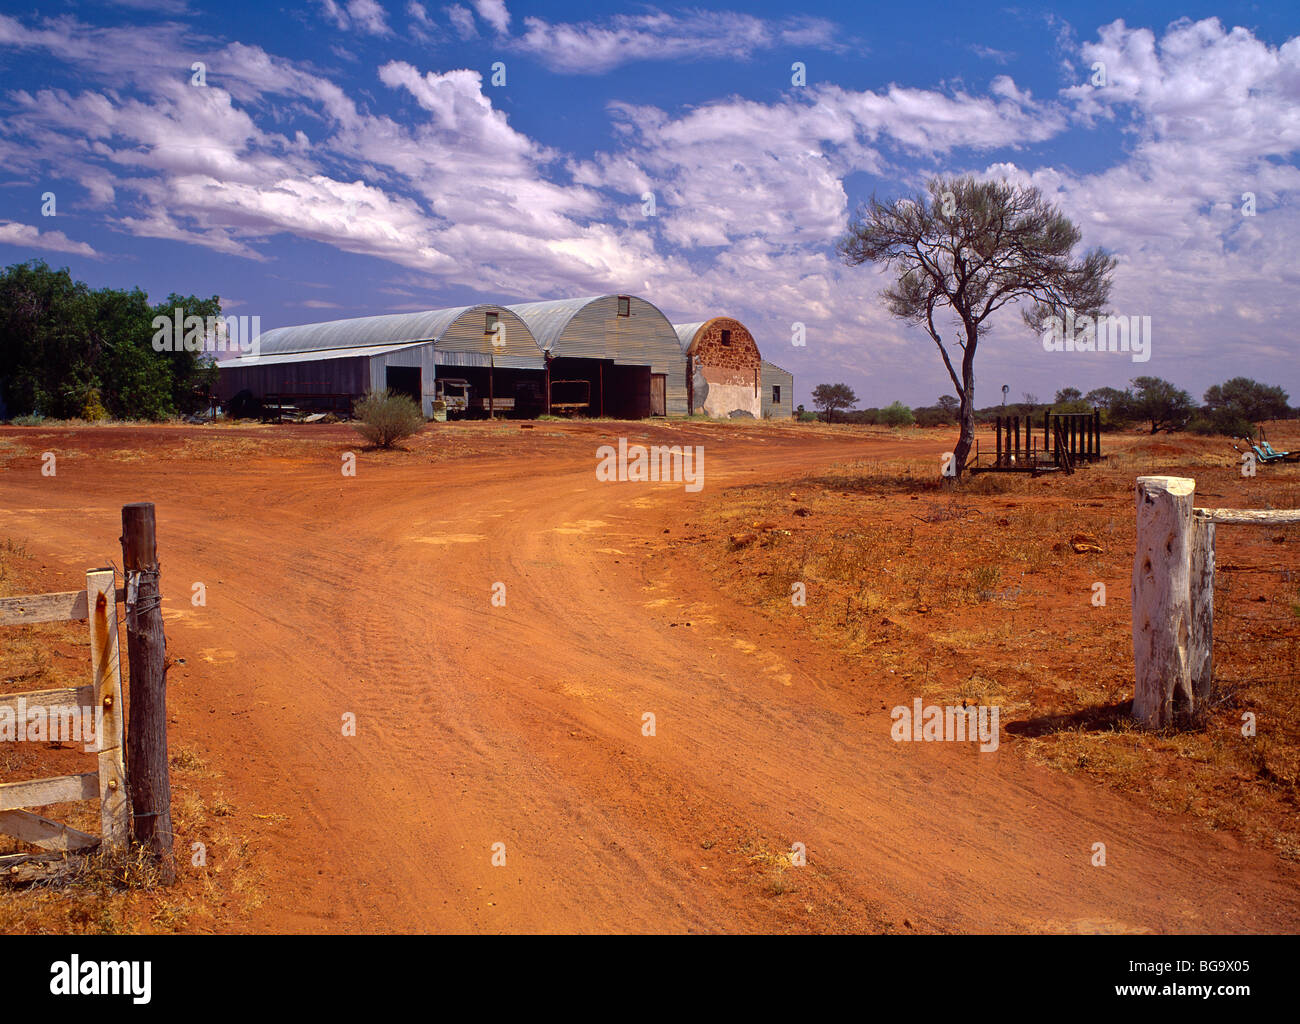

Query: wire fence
left=1212, top=559, right=1299, bottom=691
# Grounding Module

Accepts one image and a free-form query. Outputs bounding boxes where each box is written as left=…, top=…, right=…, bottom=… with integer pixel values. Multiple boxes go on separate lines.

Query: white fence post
left=1132, top=476, right=1196, bottom=727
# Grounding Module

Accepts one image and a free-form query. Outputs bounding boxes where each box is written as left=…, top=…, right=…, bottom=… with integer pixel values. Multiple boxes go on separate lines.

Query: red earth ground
left=1, top=420, right=1297, bottom=933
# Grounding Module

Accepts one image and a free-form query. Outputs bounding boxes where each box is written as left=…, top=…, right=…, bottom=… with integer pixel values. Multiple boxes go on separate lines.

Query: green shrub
left=914, top=407, right=954, bottom=428
left=81, top=387, right=108, bottom=422
left=352, top=388, right=424, bottom=449
left=1188, top=412, right=1254, bottom=438
left=880, top=400, right=915, bottom=427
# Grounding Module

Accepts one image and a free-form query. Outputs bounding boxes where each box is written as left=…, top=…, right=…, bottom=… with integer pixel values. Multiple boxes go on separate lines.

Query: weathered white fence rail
left=1132, top=475, right=1299, bottom=728
left=0, top=569, right=129, bottom=859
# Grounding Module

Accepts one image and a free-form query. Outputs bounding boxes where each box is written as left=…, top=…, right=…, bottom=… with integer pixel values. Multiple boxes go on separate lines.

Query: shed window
left=485, top=312, right=499, bottom=334
left=617, top=296, right=631, bottom=317
left=721, top=329, right=732, bottom=346
left=772, top=385, right=782, bottom=405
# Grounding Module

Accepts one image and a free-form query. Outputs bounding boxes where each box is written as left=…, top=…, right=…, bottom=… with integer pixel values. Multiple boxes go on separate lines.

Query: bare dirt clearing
left=1, top=419, right=1297, bottom=933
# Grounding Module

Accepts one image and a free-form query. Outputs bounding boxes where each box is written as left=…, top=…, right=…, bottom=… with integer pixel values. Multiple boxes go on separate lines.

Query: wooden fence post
left=121, top=503, right=174, bottom=882
left=1132, top=476, right=1196, bottom=727
left=1189, top=514, right=1215, bottom=701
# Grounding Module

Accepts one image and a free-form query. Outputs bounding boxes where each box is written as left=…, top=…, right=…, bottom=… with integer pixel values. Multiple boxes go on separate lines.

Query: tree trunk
left=953, top=394, right=976, bottom=476
left=951, top=337, right=978, bottom=477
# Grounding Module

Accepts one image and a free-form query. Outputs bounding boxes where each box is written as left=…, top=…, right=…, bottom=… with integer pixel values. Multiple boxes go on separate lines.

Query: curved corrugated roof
left=219, top=341, right=424, bottom=368
left=504, top=296, right=606, bottom=353
left=257, top=304, right=540, bottom=356
left=673, top=322, right=705, bottom=354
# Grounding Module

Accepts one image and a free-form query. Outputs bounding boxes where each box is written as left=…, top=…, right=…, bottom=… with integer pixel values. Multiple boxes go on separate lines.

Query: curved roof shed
left=251, top=303, right=545, bottom=369
left=507, top=294, right=688, bottom=416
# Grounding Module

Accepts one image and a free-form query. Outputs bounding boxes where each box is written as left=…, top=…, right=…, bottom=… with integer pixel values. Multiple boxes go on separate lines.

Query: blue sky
left=1, top=0, right=1297, bottom=410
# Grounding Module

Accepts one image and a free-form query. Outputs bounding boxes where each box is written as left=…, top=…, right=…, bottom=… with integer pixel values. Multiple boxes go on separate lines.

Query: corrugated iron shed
left=256, top=303, right=543, bottom=359
left=219, top=341, right=422, bottom=368
left=673, top=321, right=705, bottom=354
left=508, top=294, right=688, bottom=414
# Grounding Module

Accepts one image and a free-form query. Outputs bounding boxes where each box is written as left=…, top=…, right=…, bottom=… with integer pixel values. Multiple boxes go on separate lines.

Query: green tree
left=1129, top=376, right=1194, bottom=434
left=1203, top=377, right=1289, bottom=428
left=1054, top=386, right=1082, bottom=403
left=0, top=260, right=221, bottom=420
left=838, top=176, right=1115, bottom=477
left=0, top=261, right=94, bottom=418
left=811, top=382, right=857, bottom=424
left=154, top=292, right=222, bottom=415
left=1084, top=386, right=1128, bottom=412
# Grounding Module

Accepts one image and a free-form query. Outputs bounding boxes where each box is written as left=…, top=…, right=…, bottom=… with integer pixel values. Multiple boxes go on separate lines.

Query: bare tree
left=838, top=176, right=1115, bottom=476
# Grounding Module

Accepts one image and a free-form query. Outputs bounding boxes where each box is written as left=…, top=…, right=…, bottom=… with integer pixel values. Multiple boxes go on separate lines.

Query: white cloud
left=508, top=10, right=843, bottom=74
left=970, top=44, right=1013, bottom=64
left=346, top=0, right=392, bottom=37
left=0, top=220, right=98, bottom=257
left=471, top=0, right=509, bottom=34
left=314, top=0, right=392, bottom=37
left=445, top=4, right=477, bottom=39
left=104, top=0, right=190, bottom=12
left=316, top=0, right=349, bottom=32
left=824, top=78, right=1066, bottom=154
left=407, top=0, right=433, bottom=40
left=575, top=76, right=1063, bottom=254
left=0, top=12, right=194, bottom=85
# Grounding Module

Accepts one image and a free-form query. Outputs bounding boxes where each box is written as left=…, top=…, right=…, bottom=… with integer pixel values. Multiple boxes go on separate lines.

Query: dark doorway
left=544, top=358, right=652, bottom=418
left=433, top=366, right=546, bottom=418
left=385, top=365, right=421, bottom=405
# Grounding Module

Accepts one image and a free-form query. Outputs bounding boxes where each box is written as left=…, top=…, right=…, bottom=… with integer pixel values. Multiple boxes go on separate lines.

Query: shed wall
left=760, top=361, right=795, bottom=419
left=218, top=354, right=368, bottom=404
left=369, top=344, right=438, bottom=416
left=683, top=318, right=761, bottom=418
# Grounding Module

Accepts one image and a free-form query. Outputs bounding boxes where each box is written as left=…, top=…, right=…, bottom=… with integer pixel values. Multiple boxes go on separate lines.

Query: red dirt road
left=2, top=421, right=1297, bottom=933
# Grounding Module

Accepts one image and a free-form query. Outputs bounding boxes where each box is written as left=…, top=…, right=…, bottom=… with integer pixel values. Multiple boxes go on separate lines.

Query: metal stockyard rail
left=969, top=409, right=1103, bottom=475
